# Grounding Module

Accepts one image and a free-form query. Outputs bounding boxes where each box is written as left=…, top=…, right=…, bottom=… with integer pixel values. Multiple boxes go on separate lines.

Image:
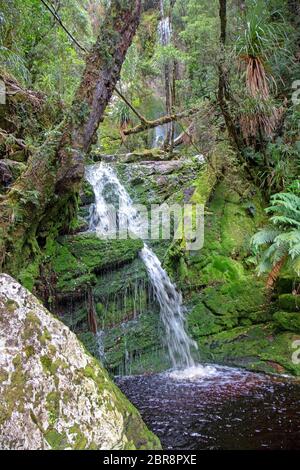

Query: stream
left=116, top=365, right=300, bottom=450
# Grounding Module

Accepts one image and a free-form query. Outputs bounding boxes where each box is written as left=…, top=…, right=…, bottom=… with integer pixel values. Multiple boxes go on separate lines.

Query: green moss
left=40, top=355, right=53, bottom=374
left=69, top=425, right=88, bottom=450
left=5, top=299, right=19, bottom=312
left=46, top=391, right=60, bottom=425
left=44, top=429, right=68, bottom=450
left=200, top=255, right=245, bottom=284
left=46, top=234, right=143, bottom=296
left=190, top=165, right=217, bottom=205
left=62, top=233, right=143, bottom=271
left=188, top=302, right=228, bottom=337
left=278, top=294, right=300, bottom=312
left=0, top=354, right=26, bottom=425
left=273, top=311, right=300, bottom=332
left=25, top=345, right=35, bottom=358
left=38, top=328, right=52, bottom=345
left=40, top=355, right=64, bottom=375
left=18, top=260, right=40, bottom=292
left=0, top=368, right=9, bottom=383
left=196, top=323, right=300, bottom=376
left=22, top=311, right=42, bottom=342
left=103, top=310, right=163, bottom=373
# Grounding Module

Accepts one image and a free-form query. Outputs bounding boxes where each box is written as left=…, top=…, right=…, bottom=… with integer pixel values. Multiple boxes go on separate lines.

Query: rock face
left=0, top=274, right=161, bottom=450
left=22, top=145, right=300, bottom=377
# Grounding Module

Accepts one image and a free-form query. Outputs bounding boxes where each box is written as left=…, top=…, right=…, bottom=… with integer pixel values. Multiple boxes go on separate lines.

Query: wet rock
left=0, top=159, right=26, bottom=190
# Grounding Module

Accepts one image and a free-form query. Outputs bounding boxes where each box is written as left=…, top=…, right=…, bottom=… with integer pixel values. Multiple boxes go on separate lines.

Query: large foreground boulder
left=0, top=274, right=160, bottom=450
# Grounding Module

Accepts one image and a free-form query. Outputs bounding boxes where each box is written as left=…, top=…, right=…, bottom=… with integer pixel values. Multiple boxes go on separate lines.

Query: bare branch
left=114, top=87, right=147, bottom=123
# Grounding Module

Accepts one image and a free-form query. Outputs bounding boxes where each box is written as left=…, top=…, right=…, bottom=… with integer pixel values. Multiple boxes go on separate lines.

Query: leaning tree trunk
left=0, top=0, right=141, bottom=275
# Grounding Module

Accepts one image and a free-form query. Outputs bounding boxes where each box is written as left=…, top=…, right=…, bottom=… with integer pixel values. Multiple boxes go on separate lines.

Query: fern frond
left=289, top=243, right=300, bottom=260
left=274, top=230, right=300, bottom=246
left=290, top=256, right=300, bottom=276
left=270, top=215, right=300, bottom=228
left=251, top=228, right=279, bottom=248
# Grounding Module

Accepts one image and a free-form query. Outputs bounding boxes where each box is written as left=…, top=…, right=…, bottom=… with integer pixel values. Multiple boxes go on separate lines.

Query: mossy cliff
left=22, top=146, right=300, bottom=377
left=0, top=274, right=161, bottom=450
left=165, top=173, right=300, bottom=377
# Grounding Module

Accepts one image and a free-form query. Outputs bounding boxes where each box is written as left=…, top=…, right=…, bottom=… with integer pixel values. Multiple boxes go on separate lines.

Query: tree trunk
left=168, top=60, right=178, bottom=154
left=0, top=0, right=142, bottom=274
left=87, top=287, right=98, bottom=335
left=218, top=0, right=241, bottom=151
left=266, top=255, right=287, bottom=290
left=164, top=61, right=172, bottom=147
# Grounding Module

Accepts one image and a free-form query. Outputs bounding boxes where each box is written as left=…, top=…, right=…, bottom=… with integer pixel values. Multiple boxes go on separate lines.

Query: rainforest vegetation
left=0, top=0, right=300, bottom=452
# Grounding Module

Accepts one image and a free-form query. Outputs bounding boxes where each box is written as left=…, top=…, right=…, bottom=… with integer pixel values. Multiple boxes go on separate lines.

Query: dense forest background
left=1, top=1, right=299, bottom=263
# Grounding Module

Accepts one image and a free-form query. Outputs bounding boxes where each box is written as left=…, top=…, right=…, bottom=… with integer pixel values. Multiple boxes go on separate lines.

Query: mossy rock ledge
left=0, top=274, right=161, bottom=450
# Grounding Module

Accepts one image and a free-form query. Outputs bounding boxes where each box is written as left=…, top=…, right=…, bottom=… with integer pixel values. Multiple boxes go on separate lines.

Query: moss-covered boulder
left=196, top=323, right=300, bottom=376
left=62, top=234, right=143, bottom=272
left=0, top=274, right=161, bottom=450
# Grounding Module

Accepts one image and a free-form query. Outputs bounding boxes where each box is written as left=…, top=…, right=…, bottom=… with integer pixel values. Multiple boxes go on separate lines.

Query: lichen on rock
left=0, top=274, right=161, bottom=450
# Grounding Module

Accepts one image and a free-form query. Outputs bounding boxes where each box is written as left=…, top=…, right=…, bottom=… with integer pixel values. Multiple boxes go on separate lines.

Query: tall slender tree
left=218, top=0, right=241, bottom=151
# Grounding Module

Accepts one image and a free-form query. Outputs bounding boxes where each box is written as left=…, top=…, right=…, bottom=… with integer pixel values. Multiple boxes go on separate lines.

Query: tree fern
left=251, top=185, right=300, bottom=284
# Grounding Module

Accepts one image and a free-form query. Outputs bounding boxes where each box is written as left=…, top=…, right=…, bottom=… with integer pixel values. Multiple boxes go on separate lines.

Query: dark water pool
left=116, top=365, right=300, bottom=450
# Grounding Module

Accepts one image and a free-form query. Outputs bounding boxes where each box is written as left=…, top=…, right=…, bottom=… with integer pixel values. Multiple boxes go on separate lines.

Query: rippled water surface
left=116, top=365, right=300, bottom=450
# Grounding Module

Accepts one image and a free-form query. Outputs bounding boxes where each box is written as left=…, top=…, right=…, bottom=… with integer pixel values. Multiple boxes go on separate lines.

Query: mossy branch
left=121, top=106, right=201, bottom=137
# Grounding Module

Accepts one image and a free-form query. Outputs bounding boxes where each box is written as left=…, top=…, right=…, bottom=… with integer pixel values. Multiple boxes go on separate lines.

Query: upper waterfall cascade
left=152, top=1, right=173, bottom=149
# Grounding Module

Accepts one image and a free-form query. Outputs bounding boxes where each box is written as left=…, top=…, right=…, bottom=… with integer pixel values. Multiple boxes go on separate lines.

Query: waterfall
left=86, top=162, right=197, bottom=370
left=153, top=124, right=167, bottom=148
left=153, top=0, right=171, bottom=148
left=96, top=330, right=105, bottom=363
left=140, top=246, right=196, bottom=368
left=158, top=13, right=172, bottom=47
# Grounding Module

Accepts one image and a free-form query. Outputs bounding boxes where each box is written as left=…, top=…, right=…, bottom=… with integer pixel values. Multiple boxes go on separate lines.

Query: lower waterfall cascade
left=85, top=162, right=210, bottom=374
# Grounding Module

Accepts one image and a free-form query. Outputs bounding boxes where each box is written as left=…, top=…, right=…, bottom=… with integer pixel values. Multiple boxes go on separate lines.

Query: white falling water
left=140, top=245, right=197, bottom=368
left=96, top=330, right=105, bottom=363
left=153, top=124, right=167, bottom=148
left=158, top=16, right=172, bottom=47
left=86, top=163, right=146, bottom=238
left=152, top=1, right=173, bottom=148
left=86, top=162, right=199, bottom=370
left=86, top=163, right=217, bottom=378
left=158, top=0, right=172, bottom=45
